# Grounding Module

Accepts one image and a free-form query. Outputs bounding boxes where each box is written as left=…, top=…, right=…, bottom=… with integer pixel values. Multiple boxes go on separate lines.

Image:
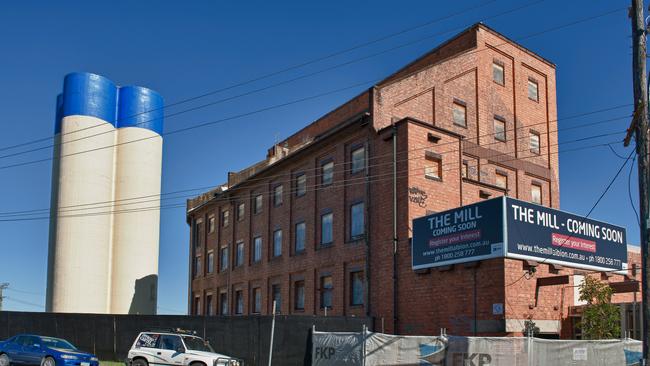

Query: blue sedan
left=0, top=335, right=99, bottom=366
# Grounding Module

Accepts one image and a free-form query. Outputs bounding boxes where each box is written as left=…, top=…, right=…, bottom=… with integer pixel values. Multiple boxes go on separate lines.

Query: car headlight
left=61, top=355, right=78, bottom=360
left=90, top=357, right=98, bottom=362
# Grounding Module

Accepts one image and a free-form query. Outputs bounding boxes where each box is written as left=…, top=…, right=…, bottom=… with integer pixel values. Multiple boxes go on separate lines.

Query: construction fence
left=311, top=328, right=643, bottom=366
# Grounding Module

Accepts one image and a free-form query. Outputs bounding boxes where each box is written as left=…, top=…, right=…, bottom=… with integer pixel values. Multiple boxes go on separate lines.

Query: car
left=0, top=334, right=99, bottom=366
left=126, top=329, right=241, bottom=366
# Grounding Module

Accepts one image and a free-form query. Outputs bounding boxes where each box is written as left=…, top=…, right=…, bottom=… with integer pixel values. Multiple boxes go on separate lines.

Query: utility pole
left=628, top=0, right=650, bottom=362
left=0, top=283, right=8, bottom=311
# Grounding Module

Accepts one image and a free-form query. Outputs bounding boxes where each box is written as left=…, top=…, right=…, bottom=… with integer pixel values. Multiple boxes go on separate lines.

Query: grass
left=99, top=361, right=124, bottom=366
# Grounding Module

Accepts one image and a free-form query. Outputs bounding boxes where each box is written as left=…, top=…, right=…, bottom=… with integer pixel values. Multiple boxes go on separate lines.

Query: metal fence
left=0, top=311, right=372, bottom=365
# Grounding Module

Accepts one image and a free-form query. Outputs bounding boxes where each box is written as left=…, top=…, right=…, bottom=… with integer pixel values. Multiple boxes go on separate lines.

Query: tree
left=578, top=276, right=620, bottom=339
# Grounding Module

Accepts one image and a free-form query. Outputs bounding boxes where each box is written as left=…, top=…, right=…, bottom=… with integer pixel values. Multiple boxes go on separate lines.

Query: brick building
left=186, top=23, right=641, bottom=338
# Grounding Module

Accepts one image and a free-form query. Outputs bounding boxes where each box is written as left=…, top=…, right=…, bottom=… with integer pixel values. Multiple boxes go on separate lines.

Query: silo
left=110, top=86, right=163, bottom=314
left=46, top=72, right=118, bottom=313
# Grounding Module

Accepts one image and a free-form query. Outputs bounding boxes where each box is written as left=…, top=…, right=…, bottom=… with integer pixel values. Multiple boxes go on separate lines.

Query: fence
left=0, top=311, right=372, bottom=365
left=311, top=328, right=643, bottom=366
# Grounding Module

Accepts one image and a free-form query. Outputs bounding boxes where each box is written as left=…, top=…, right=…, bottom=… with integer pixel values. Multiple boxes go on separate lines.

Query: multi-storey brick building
left=186, top=23, right=641, bottom=338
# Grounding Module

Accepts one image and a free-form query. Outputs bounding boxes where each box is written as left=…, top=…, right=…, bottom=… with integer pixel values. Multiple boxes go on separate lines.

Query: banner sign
left=412, top=197, right=628, bottom=271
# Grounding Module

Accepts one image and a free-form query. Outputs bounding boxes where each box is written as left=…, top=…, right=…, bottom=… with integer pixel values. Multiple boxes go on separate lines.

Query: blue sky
left=0, top=0, right=638, bottom=313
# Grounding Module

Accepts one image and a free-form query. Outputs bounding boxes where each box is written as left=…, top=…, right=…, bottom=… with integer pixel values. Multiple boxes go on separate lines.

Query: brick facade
left=185, top=24, right=640, bottom=338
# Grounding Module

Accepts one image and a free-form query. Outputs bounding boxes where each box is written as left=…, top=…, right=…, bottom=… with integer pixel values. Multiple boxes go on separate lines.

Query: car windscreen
left=182, top=336, right=214, bottom=353
left=40, top=337, right=77, bottom=350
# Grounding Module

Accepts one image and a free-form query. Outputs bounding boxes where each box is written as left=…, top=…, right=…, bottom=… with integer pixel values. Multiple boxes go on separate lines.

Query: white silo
left=46, top=72, right=118, bottom=313
left=110, top=86, right=163, bottom=314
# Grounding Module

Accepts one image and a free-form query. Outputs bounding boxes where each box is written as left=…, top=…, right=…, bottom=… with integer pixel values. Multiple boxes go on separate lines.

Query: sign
left=492, top=303, right=504, bottom=315
left=412, top=197, right=628, bottom=271
left=412, top=198, right=505, bottom=269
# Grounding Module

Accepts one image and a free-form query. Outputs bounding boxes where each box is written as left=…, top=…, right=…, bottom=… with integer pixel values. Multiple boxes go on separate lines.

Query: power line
left=5, top=296, right=45, bottom=309
left=0, top=1, right=615, bottom=165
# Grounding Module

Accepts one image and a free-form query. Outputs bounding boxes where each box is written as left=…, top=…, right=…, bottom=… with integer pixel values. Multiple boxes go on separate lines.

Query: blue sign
left=412, top=198, right=505, bottom=270
left=412, top=197, right=628, bottom=271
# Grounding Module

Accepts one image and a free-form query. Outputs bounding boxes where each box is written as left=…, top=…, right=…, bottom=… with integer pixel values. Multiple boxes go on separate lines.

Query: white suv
left=126, top=329, right=241, bottom=366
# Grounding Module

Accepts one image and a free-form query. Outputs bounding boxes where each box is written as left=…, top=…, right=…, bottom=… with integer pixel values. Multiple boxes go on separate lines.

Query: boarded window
left=452, top=102, right=467, bottom=127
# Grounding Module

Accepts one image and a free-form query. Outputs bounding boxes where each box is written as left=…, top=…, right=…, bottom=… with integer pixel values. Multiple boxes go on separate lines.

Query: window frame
left=294, top=280, right=305, bottom=311
left=254, top=194, right=263, bottom=215
left=452, top=100, right=467, bottom=128
left=208, top=215, right=215, bottom=234
left=350, top=202, right=365, bottom=240
left=253, top=236, right=262, bottom=263
left=252, top=287, right=262, bottom=314
left=530, top=131, right=541, bottom=155
left=320, top=275, right=333, bottom=309
left=273, top=229, right=283, bottom=257
left=424, top=152, right=443, bottom=181
left=320, top=212, right=334, bottom=246
left=528, top=78, right=539, bottom=102
left=295, top=221, right=306, bottom=254
left=219, top=292, right=228, bottom=315
left=207, top=250, right=214, bottom=274
left=462, top=161, right=469, bottom=179
left=494, top=116, right=506, bottom=142
left=350, top=271, right=364, bottom=306
left=321, top=160, right=334, bottom=186
left=295, top=173, right=307, bottom=197
left=350, top=146, right=366, bottom=174
left=235, top=290, right=244, bottom=315
left=271, top=284, right=282, bottom=314
left=273, top=184, right=283, bottom=207
left=219, top=246, right=229, bottom=272
left=492, top=61, right=505, bottom=86
left=237, top=203, right=245, bottom=221
left=235, top=241, right=244, bottom=267
left=221, top=209, right=230, bottom=227
left=193, top=255, right=202, bottom=278
left=531, top=183, right=543, bottom=204
left=495, top=172, right=508, bottom=191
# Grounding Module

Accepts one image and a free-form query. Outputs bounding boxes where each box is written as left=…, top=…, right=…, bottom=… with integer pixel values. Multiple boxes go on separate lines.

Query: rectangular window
left=219, top=292, right=228, bottom=315
left=424, top=158, right=442, bottom=180
left=350, top=202, right=365, bottom=239
left=194, top=297, right=201, bottom=316
left=296, top=174, right=307, bottom=197
left=350, top=271, right=364, bottom=306
left=254, top=194, right=263, bottom=214
left=452, top=101, right=467, bottom=127
left=530, top=131, right=541, bottom=155
left=206, top=294, right=213, bottom=316
left=237, top=203, right=245, bottom=221
left=235, top=241, right=244, bottom=267
left=320, top=275, right=333, bottom=309
left=253, top=236, right=262, bottom=263
left=351, top=146, right=365, bottom=174
left=221, top=209, right=229, bottom=227
left=321, top=212, right=333, bottom=245
left=193, top=219, right=203, bottom=248
left=273, top=229, right=283, bottom=257
left=495, top=172, right=508, bottom=190
left=271, top=284, right=281, bottom=313
left=194, top=256, right=202, bottom=278
left=295, top=222, right=306, bottom=253
left=528, top=78, right=539, bottom=101
left=493, top=62, right=505, bottom=85
left=252, top=288, right=261, bottom=314
left=494, top=117, right=506, bottom=142
left=208, top=215, right=215, bottom=234
left=462, top=161, right=469, bottom=179
left=219, top=246, right=229, bottom=272
left=531, top=184, right=542, bottom=204
left=235, top=290, right=243, bottom=315
left=273, top=185, right=283, bottom=206
left=322, top=161, right=334, bottom=186
left=207, top=251, right=214, bottom=274
left=294, top=280, right=305, bottom=310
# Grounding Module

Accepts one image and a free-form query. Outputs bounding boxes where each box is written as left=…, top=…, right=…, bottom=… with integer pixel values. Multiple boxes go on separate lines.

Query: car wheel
left=41, top=356, right=55, bottom=366
left=132, top=359, right=148, bottom=366
left=0, top=354, right=11, bottom=366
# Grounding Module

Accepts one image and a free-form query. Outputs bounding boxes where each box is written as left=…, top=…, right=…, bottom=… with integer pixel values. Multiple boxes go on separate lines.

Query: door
left=21, top=337, right=44, bottom=365
left=156, top=335, right=185, bottom=366
left=4, top=336, right=25, bottom=364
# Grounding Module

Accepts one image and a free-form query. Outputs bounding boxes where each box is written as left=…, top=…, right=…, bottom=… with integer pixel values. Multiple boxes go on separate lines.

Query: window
left=350, top=271, right=364, bottom=306
left=321, top=212, right=333, bottom=245
left=208, top=215, right=215, bottom=233
left=531, top=184, right=542, bottom=204
left=322, top=161, right=334, bottom=186
left=254, top=194, right=263, bottom=214
left=193, top=219, right=203, bottom=249
left=271, top=284, right=282, bottom=313
left=237, top=203, right=245, bottom=221
left=462, top=161, right=469, bottom=179
left=193, top=297, right=201, bottom=316
left=159, top=335, right=183, bottom=351
left=135, top=333, right=160, bottom=348
left=273, top=229, right=282, bottom=257
left=452, top=101, right=467, bottom=127
left=295, top=222, right=306, bottom=253
left=320, top=275, right=333, bottom=309
left=206, top=294, right=213, bottom=316
left=424, top=156, right=442, bottom=180
left=493, top=62, right=505, bottom=85
left=253, top=236, right=262, bottom=263
left=273, top=185, right=283, bottom=206
left=351, top=146, right=365, bottom=174
left=219, top=292, right=228, bottom=315
left=235, top=241, right=244, bottom=267
left=194, top=256, right=202, bottom=278
left=530, top=131, right=541, bottom=155
left=294, top=280, right=305, bottom=310
left=528, top=78, right=539, bottom=101
left=494, top=117, right=506, bottom=142
left=350, top=202, right=365, bottom=239
left=207, top=251, right=214, bottom=274
left=221, top=209, right=229, bottom=227
left=296, top=174, right=307, bottom=197
left=252, top=288, right=261, bottom=314
left=235, top=290, right=243, bottom=315
left=495, top=172, right=508, bottom=190
left=219, top=246, right=229, bottom=272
